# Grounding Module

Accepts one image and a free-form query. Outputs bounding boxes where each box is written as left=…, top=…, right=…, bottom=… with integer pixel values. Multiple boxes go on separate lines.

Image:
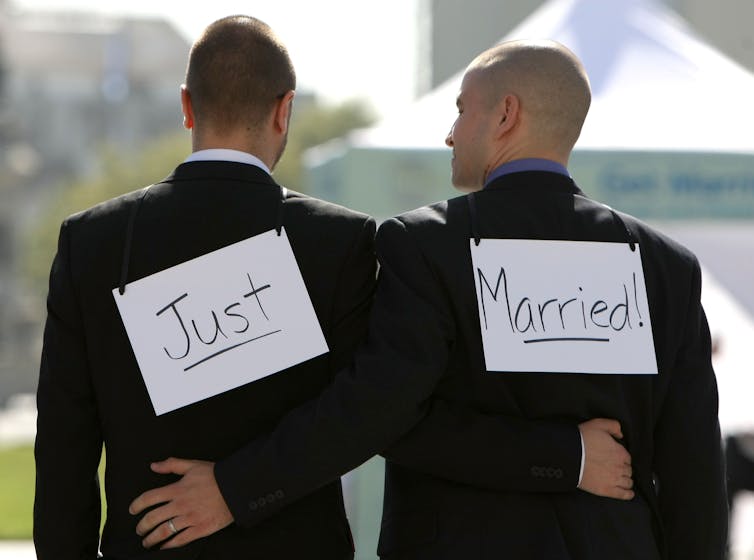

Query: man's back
left=104, top=38, right=725, bottom=560
left=35, top=160, right=375, bottom=559
left=376, top=170, right=725, bottom=559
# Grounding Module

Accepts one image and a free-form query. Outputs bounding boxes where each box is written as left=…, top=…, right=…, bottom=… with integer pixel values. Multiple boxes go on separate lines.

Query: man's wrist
left=577, top=426, right=585, bottom=487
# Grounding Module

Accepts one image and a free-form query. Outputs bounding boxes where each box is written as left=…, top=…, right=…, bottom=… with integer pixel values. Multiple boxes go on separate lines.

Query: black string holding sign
left=467, top=192, right=481, bottom=246
left=276, top=186, right=287, bottom=236
left=120, top=182, right=288, bottom=295
left=466, top=190, right=636, bottom=252
left=607, top=207, right=637, bottom=252
left=119, top=185, right=153, bottom=295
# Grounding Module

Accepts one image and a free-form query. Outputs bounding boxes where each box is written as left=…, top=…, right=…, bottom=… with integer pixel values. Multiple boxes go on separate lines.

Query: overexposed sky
left=11, top=0, right=420, bottom=118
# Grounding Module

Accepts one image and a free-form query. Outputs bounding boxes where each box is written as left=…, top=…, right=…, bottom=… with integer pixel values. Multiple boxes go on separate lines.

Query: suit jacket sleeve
left=325, top=217, right=378, bottom=376
left=34, top=220, right=103, bottom=560
left=382, top=397, right=581, bottom=491
left=216, top=216, right=580, bottom=526
left=215, top=217, right=450, bottom=525
left=653, top=259, right=727, bottom=559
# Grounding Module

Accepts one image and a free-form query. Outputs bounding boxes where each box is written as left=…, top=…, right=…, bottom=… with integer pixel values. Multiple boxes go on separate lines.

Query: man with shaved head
left=449, top=40, right=591, bottom=190
left=132, top=40, right=726, bottom=559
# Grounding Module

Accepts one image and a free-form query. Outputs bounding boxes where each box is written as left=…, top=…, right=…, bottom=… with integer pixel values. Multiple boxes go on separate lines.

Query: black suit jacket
left=34, top=161, right=376, bottom=559
left=212, top=171, right=726, bottom=560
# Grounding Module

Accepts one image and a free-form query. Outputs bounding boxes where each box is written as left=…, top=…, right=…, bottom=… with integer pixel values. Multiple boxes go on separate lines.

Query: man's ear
left=273, top=90, right=296, bottom=135
left=180, top=85, right=194, bottom=130
left=495, top=94, right=519, bottom=138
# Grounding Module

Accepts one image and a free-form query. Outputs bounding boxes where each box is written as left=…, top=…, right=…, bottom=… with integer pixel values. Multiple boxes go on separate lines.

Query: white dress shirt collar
left=184, top=149, right=271, bottom=175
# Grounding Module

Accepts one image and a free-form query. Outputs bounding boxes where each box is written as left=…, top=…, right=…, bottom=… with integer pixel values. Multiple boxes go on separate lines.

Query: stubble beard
left=271, top=132, right=289, bottom=170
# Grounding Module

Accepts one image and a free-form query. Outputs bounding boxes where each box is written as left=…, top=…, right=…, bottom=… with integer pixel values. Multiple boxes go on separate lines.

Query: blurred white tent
left=352, top=0, right=754, bottom=153
left=306, top=0, right=754, bottom=220
left=702, top=268, right=754, bottom=433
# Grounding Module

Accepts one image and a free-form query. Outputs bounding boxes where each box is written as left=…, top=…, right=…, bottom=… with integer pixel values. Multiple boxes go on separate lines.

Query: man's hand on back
left=129, top=458, right=233, bottom=549
left=577, top=418, right=634, bottom=500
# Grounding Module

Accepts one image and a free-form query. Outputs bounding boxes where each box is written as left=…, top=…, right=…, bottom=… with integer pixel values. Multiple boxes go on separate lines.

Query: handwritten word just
left=155, top=273, right=278, bottom=370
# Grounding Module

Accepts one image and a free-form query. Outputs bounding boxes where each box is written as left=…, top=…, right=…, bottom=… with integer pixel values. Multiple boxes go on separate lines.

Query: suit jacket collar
left=161, top=160, right=280, bottom=188
left=483, top=170, right=585, bottom=198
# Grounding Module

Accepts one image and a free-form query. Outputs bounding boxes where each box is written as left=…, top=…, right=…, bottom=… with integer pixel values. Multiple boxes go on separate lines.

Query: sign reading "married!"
left=113, top=228, right=328, bottom=415
left=470, top=239, right=657, bottom=375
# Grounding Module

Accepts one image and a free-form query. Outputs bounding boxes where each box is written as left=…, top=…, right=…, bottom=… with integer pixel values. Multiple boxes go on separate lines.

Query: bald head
left=468, top=40, right=591, bottom=153
left=185, top=15, right=296, bottom=133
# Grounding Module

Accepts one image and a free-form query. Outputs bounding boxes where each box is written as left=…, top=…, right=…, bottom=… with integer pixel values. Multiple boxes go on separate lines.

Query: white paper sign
left=470, top=239, right=657, bottom=375
left=113, top=228, right=328, bottom=415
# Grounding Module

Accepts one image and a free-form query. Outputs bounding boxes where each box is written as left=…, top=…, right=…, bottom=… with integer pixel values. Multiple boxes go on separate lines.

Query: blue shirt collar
left=484, top=158, right=570, bottom=188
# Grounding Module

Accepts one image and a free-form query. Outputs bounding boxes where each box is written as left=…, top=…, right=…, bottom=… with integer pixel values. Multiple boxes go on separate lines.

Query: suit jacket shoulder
left=615, top=208, right=699, bottom=269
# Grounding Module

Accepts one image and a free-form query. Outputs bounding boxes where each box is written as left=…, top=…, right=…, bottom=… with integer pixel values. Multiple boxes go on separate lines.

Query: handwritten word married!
left=477, top=267, right=646, bottom=343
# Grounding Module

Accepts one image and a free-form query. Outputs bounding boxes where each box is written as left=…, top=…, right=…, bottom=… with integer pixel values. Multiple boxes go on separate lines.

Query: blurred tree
left=23, top=97, right=373, bottom=302
left=275, top=98, right=374, bottom=189
left=23, top=132, right=190, bottom=300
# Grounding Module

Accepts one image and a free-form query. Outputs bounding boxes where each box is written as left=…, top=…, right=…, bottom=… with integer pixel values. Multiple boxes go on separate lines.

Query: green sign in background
left=308, top=146, right=754, bottom=221
left=572, top=150, right=754, bottom=219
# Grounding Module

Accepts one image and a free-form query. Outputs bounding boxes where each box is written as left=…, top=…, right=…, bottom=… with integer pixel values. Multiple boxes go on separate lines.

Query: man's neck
left=484, top=158, right=570, bottom=187
left=191, top=128, right=276, bottom=170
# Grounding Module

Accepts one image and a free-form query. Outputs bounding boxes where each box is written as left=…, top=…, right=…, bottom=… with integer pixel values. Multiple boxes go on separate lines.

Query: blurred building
left=0, top=5, right=190, bottom=404
left=416, top=0, right=533, bottom=95
left=418, top=0, right=754, bottom=96
left=4, top=9, right=188, bottom=177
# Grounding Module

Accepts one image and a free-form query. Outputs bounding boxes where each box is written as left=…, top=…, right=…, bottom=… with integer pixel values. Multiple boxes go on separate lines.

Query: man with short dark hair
left=184, top=16, right=295, bottom=133
left=34, top=15, right=375, bottom=559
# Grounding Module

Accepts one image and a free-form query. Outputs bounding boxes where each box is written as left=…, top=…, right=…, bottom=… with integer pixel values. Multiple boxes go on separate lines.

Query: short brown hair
left=185, top=15, right=296, bottom=130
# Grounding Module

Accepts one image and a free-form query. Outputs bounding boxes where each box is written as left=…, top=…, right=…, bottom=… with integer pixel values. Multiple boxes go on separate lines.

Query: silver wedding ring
left=167, top=518, right=178, bottom=535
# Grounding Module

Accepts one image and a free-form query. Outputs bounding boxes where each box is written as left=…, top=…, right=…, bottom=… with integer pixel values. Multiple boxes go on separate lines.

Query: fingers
left=583, top=480, right=635, bottom=500
left=577, top=420, right=637, bottom=501
left=150, top=457, right=194, bottom=476
left=130, top=458, right=195, bottom=515
left=141, top=515, right=185, bottom=549
left=600, top=485, right=634, bottom=500
left=129, top=482, right=175, bottom=517
left=130, top=487, right=167, bottom=517
left=596, top=418, right=623, bottom=440
left=607, top=477, right=634, bottom=500
left=161, top=524, right=210, bottom=550
left=608, top=464, right=635, bottom=499
left=616, top=442, right=632, bottom=466
left=595, top=474, right=635, bottom=500
left=135, top=502, right=179, bottom=538
left=149, top=508, right=223, bottom=550
left=578, top=418, right=624, bottom=440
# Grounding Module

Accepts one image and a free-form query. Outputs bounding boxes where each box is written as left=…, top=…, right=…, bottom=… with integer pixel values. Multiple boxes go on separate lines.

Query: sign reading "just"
left=113, top=228, right=328, bottom=415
